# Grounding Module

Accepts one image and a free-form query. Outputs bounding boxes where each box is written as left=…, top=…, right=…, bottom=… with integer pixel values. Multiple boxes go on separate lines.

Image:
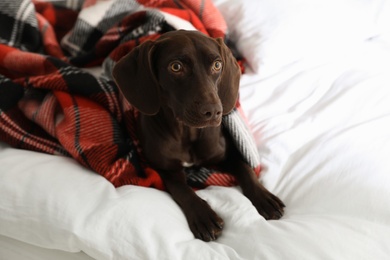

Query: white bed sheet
left=2, top=0, right=390, bottom=259
left=0, top=235, right=93, bottom=260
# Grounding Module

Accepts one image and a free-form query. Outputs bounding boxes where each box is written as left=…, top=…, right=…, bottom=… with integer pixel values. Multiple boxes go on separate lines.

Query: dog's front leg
left=158, top=169, right=224, bottom=241
left=231, top=160, right=285, bottom=220
left=220, top=145, right=285, bottom=220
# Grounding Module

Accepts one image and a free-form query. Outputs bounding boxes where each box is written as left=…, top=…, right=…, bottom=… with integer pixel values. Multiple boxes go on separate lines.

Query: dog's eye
left=170, top=62, right=182, bottom=72
left=213, top=61, right=223, bottom=71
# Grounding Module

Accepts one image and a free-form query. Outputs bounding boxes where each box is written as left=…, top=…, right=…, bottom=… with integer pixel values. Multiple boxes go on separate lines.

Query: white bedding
left=2, top=0, right=390, bottom=259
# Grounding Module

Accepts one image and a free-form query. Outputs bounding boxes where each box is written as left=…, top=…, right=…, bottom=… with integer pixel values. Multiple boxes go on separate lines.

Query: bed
left=1, top=0, right=390, bottom=259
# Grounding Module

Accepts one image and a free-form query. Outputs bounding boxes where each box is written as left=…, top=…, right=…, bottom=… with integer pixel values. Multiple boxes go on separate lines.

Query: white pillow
left=212, top=0, right=386, bottom=76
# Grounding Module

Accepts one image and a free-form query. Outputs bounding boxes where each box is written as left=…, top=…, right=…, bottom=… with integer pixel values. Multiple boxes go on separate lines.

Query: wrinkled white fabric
left=1, top=0, right=390, bottom=259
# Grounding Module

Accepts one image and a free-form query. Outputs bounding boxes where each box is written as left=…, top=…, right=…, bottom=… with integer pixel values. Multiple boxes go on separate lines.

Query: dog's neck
left=159, top=106, right=221, bottom=137
left=139, top=106, right=221, bottom=142
left=137, top=105, right=226, bottom=170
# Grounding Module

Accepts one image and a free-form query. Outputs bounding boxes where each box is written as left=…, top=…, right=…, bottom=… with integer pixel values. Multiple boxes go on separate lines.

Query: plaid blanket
left=0, top=0, right=260, bottom=189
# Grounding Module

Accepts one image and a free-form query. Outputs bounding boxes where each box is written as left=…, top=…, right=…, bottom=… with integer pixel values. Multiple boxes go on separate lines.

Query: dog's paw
left=248, top=185, right=285, bottom=220
left=186, top=199, right=224, bottom=242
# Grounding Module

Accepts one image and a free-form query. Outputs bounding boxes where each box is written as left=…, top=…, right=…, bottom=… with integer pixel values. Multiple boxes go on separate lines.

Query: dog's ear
left=216, top=38, right=241, bottom=115
left=112, top=40, right=160, bottom=115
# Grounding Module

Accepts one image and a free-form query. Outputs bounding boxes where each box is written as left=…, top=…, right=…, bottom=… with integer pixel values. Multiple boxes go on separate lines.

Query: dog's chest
left=180, top=126, right=197, bottom=167
left=182, top=161, right=195, bottom=168
left=178, top=127, right=226, bottom=167
left=138, top=117, right=226, bottom=170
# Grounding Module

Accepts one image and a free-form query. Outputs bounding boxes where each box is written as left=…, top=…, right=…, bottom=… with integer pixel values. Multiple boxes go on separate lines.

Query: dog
left=112, top=30, right=285, bottom=241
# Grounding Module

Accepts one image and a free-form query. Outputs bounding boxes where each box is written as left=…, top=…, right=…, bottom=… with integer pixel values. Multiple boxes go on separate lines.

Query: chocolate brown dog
left=112, top=30, right=284, bottom=241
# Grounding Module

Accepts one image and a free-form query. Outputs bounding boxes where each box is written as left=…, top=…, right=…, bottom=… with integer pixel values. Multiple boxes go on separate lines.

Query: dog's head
left=112, top=30, right=241, bottom=128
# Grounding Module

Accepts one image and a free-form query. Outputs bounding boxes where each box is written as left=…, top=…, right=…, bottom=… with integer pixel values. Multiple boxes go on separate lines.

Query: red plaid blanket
left=0, top=0, right=260, bottom=189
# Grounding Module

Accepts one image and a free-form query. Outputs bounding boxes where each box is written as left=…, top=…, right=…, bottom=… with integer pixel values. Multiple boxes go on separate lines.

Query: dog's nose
left=200, top=103, right=222, bottom=120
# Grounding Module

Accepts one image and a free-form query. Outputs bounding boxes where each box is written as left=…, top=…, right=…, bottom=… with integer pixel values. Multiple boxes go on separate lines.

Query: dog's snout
left=200, top=103, right=222, bottom=120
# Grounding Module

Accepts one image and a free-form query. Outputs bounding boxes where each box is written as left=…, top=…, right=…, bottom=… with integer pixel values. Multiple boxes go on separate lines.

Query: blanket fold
left=0, top=0, right=260, bottom=189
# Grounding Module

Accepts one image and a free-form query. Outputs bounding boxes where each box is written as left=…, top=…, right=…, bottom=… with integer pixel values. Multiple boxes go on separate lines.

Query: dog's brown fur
left=113, top=30, right=284, bottom=241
